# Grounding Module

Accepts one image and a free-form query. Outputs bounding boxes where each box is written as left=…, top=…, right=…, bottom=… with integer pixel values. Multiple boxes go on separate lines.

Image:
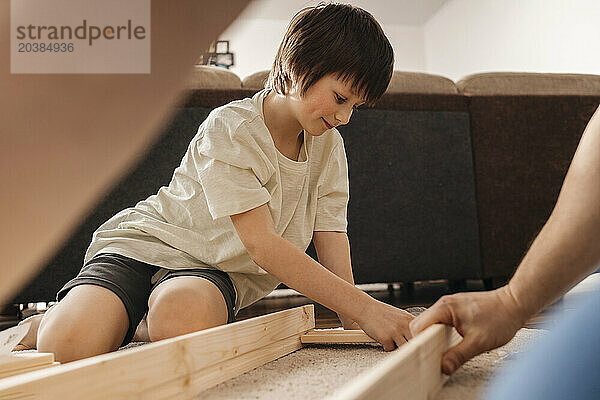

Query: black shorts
left=57, top=253, right=237, bottom=346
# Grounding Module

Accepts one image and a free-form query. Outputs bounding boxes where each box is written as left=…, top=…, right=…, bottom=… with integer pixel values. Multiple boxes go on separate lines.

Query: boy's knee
left=147, top=283, right=227, bottom=342
left=36, top=303, right=126, bottom=363
left=37, top=311, right=87, bottom=362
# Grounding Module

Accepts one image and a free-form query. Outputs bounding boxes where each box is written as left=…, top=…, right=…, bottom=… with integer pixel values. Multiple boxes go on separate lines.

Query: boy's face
left=289, top=74, right=366, bottom=136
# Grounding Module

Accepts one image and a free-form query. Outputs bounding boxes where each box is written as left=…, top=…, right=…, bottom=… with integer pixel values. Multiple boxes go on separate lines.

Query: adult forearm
left=508, top=209, right=600, bottom=318
left=250, top=234, right=370, bottom=319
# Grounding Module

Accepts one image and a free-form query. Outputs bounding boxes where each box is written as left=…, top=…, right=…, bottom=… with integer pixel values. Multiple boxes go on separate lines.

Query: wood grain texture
left=301, top=329, right=377, bottom=344
left=0, top=353, right=55, bottom=379
left=0, top=305, right=314, bottom=399
left=0, top=353, right=54, bottom=372
left=328, top=324, right=462, bottom=400
left=0, top=361, right=59, bottom=380
left=141, top=335, right=303, bottom=399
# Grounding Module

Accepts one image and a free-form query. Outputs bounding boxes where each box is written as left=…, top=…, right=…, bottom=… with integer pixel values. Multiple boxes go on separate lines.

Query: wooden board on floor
left=328, top=324, right=462, bottom=400
left=141, top=335, right=303, bottom=399
left=0, top=305, right=314, bottom=399
left=301, top=329, right=377, bottom=344
left=0, top=360, right=59, bottom=380
left=0, top=352, right=54, bottom=374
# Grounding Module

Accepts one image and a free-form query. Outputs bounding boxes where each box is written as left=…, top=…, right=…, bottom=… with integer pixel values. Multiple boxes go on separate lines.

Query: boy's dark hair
left=267, top=3, right=394, bottom=106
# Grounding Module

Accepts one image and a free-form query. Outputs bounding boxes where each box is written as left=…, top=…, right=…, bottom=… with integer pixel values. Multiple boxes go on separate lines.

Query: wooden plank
left=0, top=353, right=54, bottom=373
left=301, top=329, right=377, bottom=344
left=0, top=305, right=314, bottom=399
left=142, top=335, right=303, bottom=399
left=0, top=361, right=59, bottom=380
left=328, top=324, right=462, bottom=400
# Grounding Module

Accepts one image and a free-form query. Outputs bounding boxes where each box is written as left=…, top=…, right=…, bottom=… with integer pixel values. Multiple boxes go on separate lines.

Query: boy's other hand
left=356, top=299, right=414, bottom=351
left=409, top=287, right=525, bottom=374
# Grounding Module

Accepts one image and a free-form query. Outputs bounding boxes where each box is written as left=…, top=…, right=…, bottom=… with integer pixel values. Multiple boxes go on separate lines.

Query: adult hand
left=409, top=286, right=527, bottom=374
left=357, top=299, right=414, bottom=351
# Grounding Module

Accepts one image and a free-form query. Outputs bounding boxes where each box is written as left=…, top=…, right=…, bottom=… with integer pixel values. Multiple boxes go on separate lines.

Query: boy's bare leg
left=36, top=285, right=129, bottom=363
left=14, top=286, right=193, bottom=348
left=147, top=277, right=228, bottom=342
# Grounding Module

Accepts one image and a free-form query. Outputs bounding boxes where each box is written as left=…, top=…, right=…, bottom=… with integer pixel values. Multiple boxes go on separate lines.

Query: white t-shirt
left=85, top=89, right=349, bottom=310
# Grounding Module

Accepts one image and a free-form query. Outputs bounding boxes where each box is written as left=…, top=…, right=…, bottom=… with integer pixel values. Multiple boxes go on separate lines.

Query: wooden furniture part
left=1, top=307, right=462, bottom=400
left=301, top=329, right=378, bottom=344
left=0, top=305, right=314, bottom=399
left=329, top=324, right=462, bottom=400
left=0, top=361, right=59, bottom=380
left=0, top=353, right=57, bottom=380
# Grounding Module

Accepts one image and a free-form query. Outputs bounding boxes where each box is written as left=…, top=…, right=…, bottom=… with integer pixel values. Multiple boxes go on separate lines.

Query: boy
left=20, top=3, right=414, bottom=362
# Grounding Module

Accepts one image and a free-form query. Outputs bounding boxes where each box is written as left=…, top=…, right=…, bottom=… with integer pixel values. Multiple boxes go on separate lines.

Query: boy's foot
left=12, top=313, right=44, bottom=351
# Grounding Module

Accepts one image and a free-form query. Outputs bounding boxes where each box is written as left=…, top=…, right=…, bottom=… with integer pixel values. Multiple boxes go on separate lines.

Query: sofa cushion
left=242, top=70, right=270, bottom=90
left=339, top=108, right=480, bottom=283
left=241, top=70, right=459, bottom=95
left=186, top=65, right=242, bottom=89
left=387, top=71, right=458, bottom=94
left=457, top=72, right=600, bottom=96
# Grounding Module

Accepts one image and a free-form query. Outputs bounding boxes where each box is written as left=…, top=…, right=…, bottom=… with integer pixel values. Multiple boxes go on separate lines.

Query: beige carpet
left=200, top=328, right=547, bottom=399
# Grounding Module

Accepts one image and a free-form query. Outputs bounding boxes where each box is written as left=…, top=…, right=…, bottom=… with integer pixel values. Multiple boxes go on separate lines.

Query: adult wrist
left=498, top=284, right=536, bottom=327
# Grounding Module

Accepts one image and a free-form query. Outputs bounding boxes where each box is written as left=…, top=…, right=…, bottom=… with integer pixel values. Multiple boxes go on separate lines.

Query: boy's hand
left=338, top=313, right=360, bottom=330
left=355, top=299, right=415, bottom=351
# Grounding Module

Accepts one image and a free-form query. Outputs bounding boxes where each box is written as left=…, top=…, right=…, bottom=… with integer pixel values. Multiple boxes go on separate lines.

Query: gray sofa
left=10, top=67, right=600, bottom=304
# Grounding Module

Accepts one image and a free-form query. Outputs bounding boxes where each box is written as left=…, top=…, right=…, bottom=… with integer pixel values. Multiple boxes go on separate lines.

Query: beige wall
left=220, top=0, right=600, bottom=82
left=220, top=1, right=428, bottom=80
left=425, top=0, right=600, bottom=80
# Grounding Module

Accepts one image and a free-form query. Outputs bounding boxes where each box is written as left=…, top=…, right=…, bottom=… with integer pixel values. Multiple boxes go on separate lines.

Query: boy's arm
left=312, top=231, right=360, bottom=329
left=230, top=205, right=414, bottom=351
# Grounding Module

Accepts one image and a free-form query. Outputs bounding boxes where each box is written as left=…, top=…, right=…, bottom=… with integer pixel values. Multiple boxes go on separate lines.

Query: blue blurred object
left=486, top=291, right=600, bottom=400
